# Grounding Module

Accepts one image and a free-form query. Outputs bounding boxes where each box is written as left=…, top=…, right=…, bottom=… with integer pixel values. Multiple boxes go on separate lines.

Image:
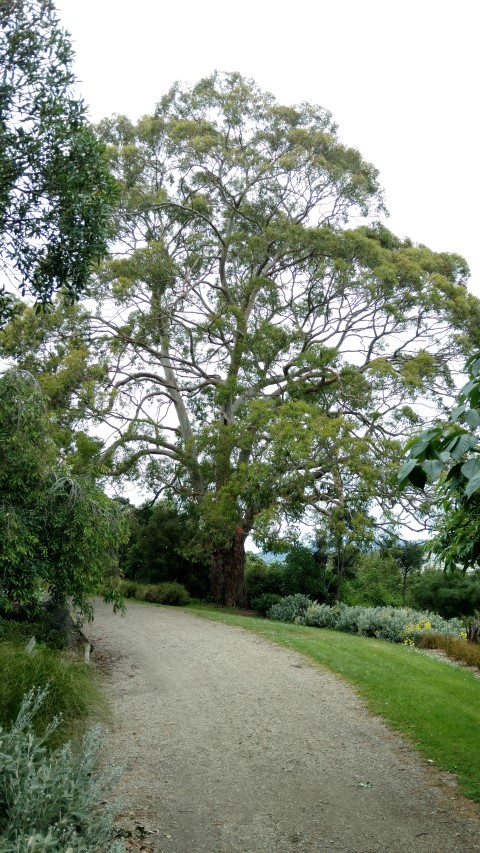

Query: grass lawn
left=187, top=603, right=480, bottom=802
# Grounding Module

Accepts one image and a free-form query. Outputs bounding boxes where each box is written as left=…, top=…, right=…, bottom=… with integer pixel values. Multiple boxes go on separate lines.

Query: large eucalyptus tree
left=4, top=73, right=480, bottom=606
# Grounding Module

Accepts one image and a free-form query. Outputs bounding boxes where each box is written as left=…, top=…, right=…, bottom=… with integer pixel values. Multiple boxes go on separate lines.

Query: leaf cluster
left=0, top=370, right=128, bottom=618
left=0, top=0, right=117, bottom=321
left=399, top=353, right=480, bottom=570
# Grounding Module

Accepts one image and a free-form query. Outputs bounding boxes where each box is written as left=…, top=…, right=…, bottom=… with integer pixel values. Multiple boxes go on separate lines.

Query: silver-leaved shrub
left=0, top=688, right=124, bottom=853
left=267, top=598, right=464, bottom=644
left=267, top=595, right=313, bottom=624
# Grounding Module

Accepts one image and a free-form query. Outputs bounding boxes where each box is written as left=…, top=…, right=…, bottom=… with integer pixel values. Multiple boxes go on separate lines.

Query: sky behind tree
left=56, top=0, right=479, bottom=297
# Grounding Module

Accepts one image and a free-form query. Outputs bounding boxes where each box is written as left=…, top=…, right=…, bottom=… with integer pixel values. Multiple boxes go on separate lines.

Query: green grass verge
left=0, top=641, right=109, bottom=747
left=187, top=604, right=480, bottom=802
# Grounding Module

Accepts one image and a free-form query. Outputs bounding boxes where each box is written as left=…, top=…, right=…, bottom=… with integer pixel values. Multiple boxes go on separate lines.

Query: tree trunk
left=211, top=526, right=248, bottom=607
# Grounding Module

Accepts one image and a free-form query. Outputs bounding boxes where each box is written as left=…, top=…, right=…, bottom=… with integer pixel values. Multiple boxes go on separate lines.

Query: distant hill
left=249, top=551, right=286, bottom=564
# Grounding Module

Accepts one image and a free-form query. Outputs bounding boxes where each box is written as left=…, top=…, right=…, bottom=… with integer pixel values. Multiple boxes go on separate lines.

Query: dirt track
left=89, top=600, right=480, bottom=853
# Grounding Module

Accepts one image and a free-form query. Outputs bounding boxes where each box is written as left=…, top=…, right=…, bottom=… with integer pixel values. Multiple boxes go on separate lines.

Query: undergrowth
left=0, top=687, right=123, bottom=853
left=119, top=579, right=190, bottom=606
left=419, top=633, right=480, bottom=668
left=0, top=642, right=108, bottom=746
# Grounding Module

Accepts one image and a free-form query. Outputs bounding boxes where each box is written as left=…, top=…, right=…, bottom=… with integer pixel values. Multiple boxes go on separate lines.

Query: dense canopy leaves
left=0, top=0, right=116, bottom=323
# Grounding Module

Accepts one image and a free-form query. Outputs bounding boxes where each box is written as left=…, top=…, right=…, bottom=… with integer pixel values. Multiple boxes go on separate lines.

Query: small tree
left=0, top=370, right=128, bottom=619
left=343, top=550, right=403, bottom=607
left=281, top=543, right=329, bottom=600
left=389, top=541, right=424, bottom=605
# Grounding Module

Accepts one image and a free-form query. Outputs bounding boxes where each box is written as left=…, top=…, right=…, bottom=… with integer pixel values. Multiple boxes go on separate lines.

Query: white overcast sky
left=56, top=0, right=479, bottom=297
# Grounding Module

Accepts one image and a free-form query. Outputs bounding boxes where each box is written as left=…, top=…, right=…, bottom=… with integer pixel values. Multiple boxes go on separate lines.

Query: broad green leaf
left=450, top=433, right=478, bottom=461
left=450, top=404, right=466, bottom=422
left=406, top=428, right=443, bottom=459
left=461, top=458, right=480, bottom=480
left=465, top=471, right=480, bottom=499
left=421, top=459, right=443, bottom=482
left=464, top=408, right=480, bottom=430
left=397, top=457, right=418, bottom=486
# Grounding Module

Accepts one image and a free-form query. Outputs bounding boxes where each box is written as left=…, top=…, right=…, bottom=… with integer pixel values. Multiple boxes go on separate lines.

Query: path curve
left=89, top=600, right=480, bottom=853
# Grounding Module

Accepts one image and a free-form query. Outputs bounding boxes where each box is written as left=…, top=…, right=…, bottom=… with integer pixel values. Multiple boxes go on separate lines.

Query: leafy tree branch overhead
left=2, top=72, right=479, bottom=606
left=0, top=0, right=116, bottom=324
left=399, top=353, right=480, bottom=572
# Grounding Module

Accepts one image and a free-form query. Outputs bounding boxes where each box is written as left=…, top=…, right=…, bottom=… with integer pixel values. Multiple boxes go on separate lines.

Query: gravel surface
left=89, top=600, right=480, bottom=853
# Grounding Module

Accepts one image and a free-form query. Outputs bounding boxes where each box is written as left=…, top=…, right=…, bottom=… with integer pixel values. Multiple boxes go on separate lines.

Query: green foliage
left=0, top=643, right=108, bottom=746
left=0, top=370, right=128, bottom=619
left=343, top=551, right=403, bottom=607
left=0, top=688, right=123, bottom=852
left=410, top=568, right=480, bottom=619
left=268, top=597, right=464, bottom=644
left=141, top=582, right=190, bottom=606
left=0, top=299, right=109, bottom=469
left=117, top=580, right=138, bottom=599
left=0, top=0, right=116, bottom=321
left=0, top=610, right=68, bottom=650
left=267, top=594, right=313, bottom=623
left=280, top=544, right=329, bottom=600
left=250, top=593, right=282, bottom=614
left=118, top=579, right=191, bottom=605
left=245, top=553, right=283, bottom=603
left=121, top=503, right=209, bottom=598
left=399, top=353, right=480, bottom=572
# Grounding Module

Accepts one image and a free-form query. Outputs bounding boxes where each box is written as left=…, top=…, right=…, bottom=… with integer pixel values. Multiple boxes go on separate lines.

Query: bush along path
left=89, top=599, right=480, bottom=853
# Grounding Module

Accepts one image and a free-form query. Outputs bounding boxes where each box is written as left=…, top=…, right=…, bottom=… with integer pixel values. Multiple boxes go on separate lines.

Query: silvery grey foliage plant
left=0, top=688, right=124, bottom=852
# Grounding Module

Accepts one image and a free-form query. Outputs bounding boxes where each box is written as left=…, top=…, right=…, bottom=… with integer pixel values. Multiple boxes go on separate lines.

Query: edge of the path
left=101, top=598, right=480, bottom=814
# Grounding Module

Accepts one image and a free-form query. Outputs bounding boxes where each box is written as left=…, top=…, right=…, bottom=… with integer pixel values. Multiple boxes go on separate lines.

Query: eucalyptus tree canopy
left=4, top=73, right=480, bottom=606
left=0, top=0, right=116, bottom=324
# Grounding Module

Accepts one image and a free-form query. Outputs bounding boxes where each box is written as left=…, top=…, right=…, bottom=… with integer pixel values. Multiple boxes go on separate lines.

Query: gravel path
left=89, top=600, right=480, bottom=853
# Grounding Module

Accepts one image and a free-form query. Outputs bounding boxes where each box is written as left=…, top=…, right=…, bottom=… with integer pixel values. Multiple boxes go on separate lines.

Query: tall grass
left=0, top=642, right=109, bottom=746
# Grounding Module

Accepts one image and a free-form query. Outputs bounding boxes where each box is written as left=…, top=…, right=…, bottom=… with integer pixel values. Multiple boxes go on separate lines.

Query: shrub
left=410, top=568, right=480, bottom=618
left=0, top=642, right=108, bottom=745
left=0, top=615, right=67, bottom=650
left=250, top=593, right=283, bottom=615
left=120, top=502, right=210, bottom=597
left=268, top=597, right=465, bottom=645
left=141, top=582, right=190, bottom=606
left=418, top=633, right=480, bottom=668
left=0, top=688, right=124, bottom=852
left=246, top=555, right=283, bottom=603
left=267, top=594, right=314, bottom=622
left=303, top=602, right=340, bottom=629
left=280, top=545, right=329, bottom=600
left=342, top=551, right=403, bottom=607
left=118, top=580, right=138, bottom=599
